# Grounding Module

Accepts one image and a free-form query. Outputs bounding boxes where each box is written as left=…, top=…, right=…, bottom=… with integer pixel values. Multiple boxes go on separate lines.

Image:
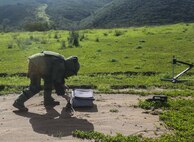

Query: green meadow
left=0, top=23, right=194, bottom=94
left=0, top=23, right=194, bottom=141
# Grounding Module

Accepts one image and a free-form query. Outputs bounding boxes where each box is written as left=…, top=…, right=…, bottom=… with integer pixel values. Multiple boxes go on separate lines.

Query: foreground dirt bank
left=0, top=94, right=168, bottom=142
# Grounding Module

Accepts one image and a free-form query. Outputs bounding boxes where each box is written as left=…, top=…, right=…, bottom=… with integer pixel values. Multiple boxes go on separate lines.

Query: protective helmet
left=64, top=56, right=80, bottom=78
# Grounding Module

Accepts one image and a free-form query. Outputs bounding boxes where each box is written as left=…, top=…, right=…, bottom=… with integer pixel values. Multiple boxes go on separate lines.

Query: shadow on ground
left=73, top=104, right=98, bottom=112
left=14, top=107, right=94, bottom=137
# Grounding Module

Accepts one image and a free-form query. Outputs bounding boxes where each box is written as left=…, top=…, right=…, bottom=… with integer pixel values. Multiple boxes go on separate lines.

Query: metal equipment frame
left=161, top=56, right=193, bottom=83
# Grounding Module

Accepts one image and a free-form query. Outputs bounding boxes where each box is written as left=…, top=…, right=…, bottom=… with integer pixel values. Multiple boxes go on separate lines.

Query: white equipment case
left=70, top=89, right=95, bottom=107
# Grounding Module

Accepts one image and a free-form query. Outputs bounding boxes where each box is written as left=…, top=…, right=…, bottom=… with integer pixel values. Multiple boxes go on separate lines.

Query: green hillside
left=1, top=0, right=194, bottom=30
left=80, top=0, right=194, bottom=28
left=0, top=0, right=37, bottom=5
left=0, top=1, right=39, bottom=31
left=46, top=0, right=113, bottom=30
left=0, top=0, right=113, bottom=31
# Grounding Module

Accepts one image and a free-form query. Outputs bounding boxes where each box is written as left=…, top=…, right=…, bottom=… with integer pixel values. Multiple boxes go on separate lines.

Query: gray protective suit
left=13, top=51, right=80, bottom=111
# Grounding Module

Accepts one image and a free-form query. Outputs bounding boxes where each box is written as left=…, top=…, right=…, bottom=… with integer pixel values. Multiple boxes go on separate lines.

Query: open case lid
left=72, top=89, right=94, bottom=100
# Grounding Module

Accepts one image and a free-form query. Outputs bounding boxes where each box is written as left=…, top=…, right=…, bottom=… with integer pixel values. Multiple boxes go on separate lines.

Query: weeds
left=159, top=99, right=194, bottom=141
left=68, top=31, right=79, bottom=47
left=114, top=30, right=125, bottom=36
left=60, top=40, right=66, bottom=49
left=110, top=108, right=119, bottom=113
left=72, top=130, right=142, bottom=142
left=138, top=100, right=170, bottom=110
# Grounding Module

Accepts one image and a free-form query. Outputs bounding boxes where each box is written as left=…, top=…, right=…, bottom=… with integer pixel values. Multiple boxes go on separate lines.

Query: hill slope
left=0, top=0, right=194, bottom=30
left=45, top=0, right=113, bottom=30
left=0, top=0, right=113, bottom=31
left=80, top=0, right=194, bottom=28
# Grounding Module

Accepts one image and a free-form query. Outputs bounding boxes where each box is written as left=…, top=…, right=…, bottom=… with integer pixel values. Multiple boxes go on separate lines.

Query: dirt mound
left=0, top=94, right=168, bottom=142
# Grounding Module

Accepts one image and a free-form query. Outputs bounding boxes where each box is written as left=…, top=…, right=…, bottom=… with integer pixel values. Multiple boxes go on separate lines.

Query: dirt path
left=0, top=94, right=168, bottom=142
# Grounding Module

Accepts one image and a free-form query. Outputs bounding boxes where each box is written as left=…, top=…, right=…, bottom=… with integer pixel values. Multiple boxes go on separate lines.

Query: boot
left=44, top=100, right=60, bottom=108
left=13, top=93, right=29, bottom=112
left=44, top=95, right=60, bottom=108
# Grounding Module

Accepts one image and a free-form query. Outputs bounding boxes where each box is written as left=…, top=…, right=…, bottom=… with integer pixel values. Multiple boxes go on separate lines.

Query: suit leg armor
left=43, top=78, right=60, bottom=107
left=13, top=71, right=41, bottom=111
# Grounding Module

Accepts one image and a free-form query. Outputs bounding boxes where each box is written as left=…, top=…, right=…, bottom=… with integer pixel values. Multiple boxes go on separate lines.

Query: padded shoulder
left=28, top=51, right=65, bottom=60
left=28, top=53, right=43, bottom=60
left=42, top=51, right=65, bottom=60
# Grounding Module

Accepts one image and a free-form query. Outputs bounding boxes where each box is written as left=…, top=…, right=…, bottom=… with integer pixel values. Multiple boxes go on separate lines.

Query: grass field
left=0, top=23, right=194, bottom=141
left=0, top=23, right=194, bottom=94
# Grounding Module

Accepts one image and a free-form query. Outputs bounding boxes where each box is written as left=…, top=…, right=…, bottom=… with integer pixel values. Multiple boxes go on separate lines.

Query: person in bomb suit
left=13, top=51, right=80, bottom=111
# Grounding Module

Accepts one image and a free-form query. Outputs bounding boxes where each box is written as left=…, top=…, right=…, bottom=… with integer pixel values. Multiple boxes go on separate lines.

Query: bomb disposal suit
left=13, top=51, right=80, bottom=111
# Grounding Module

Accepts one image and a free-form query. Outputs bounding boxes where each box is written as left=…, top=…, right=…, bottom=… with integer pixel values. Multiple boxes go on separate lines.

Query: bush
left=68, top=31, right=79, bottom=47
left=135, top=45, right=143, bottom=49
left=110, top=58, right=118, bottom=62
left=96, top=37, right=99, bottom=42
left=54, top=32, right=59, bottom=39
left=114, top=30, right=124, bottom=36
left=103, top=33, right=108, bottom=36
left=80, top=34, right=85, bottom=41
left=24, top=22, right=50, bottom=31
left=139, top=100, right=170, bottom=110
left=7, top=43, right=14, bottom=49
left=60, top=40, right=66, bottom=49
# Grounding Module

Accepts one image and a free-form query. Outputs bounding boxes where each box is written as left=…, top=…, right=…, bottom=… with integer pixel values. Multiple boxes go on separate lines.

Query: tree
left=2, top=18, right=10, bottom=32
left=23, top=22, right=50, bottom=31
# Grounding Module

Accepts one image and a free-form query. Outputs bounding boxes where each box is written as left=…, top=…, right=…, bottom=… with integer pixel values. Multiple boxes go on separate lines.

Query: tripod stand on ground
left=161, top=56, right=193, bottom=83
